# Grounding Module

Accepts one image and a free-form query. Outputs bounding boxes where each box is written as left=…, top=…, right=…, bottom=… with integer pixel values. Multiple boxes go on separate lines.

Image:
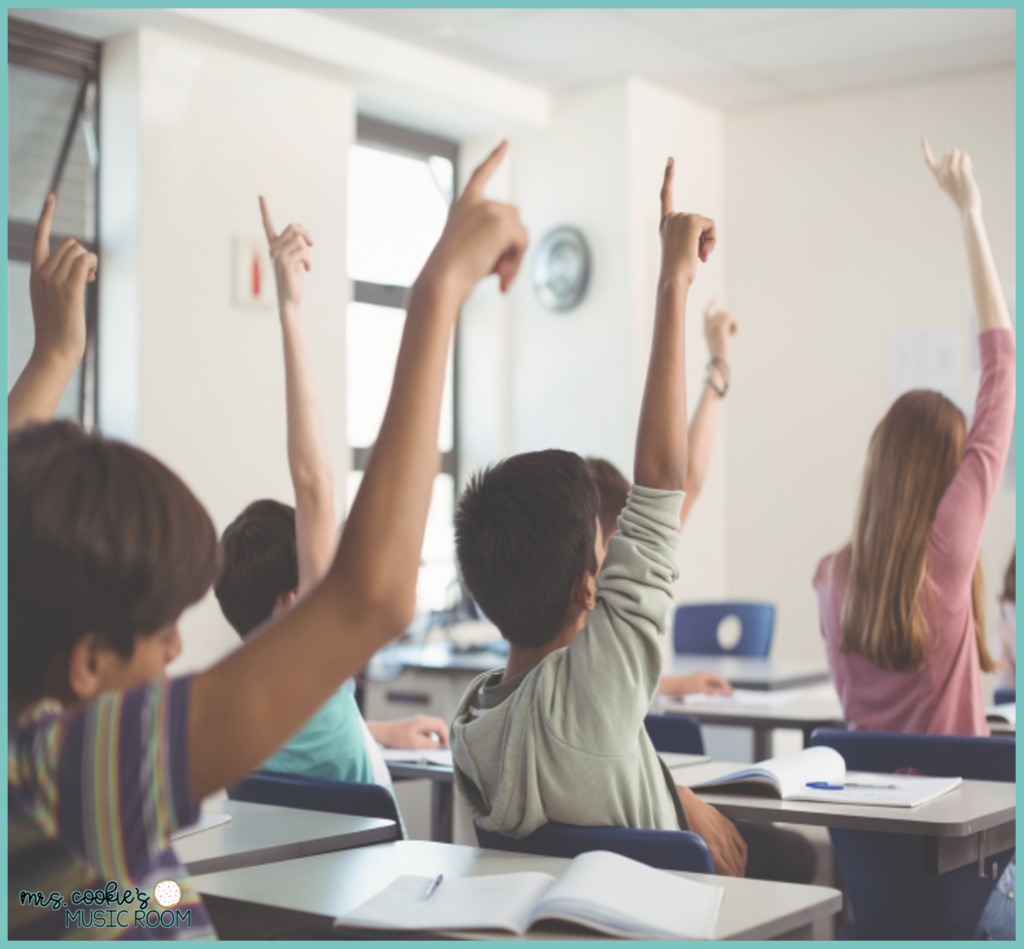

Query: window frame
left=8, top=17, right=101, bottom=429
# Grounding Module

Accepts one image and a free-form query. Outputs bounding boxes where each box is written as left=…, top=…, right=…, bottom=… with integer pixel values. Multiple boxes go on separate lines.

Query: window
left=8, top=18, right=100, bottom=428
left=346, top=117, right=459, bottom=615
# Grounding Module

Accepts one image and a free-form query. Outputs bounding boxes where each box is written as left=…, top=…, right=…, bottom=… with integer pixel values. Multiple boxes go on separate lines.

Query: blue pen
left=806, top=781, right=900, bottom=791
left=424, top=874, right=444, bottom=900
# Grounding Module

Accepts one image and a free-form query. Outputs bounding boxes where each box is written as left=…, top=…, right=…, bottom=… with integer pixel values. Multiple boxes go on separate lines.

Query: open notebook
left=688, top=746, right=961, bottom=807
left=985, top=704, right=1016, bottom=727
left=334, top=850, right=724, bottom=940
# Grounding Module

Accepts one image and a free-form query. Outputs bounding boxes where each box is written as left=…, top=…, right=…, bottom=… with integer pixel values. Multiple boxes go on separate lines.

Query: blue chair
left=475, top=822, right=714, bottom=874
left=644, top=713, right=705, bottom=755
left=993, top=687, right=1015, bottom=706
left=227, top=771, right=404, bottom=839
left=810, top=729, right=1015, bottom=940
left=673, top=602, right=775, bottom=657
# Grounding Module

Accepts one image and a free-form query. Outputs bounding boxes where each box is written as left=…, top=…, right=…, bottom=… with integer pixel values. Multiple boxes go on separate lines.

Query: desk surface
left=173, top=799, right=397, bottom=876
left=667, top=655, right=831, bottom=691
left=660, top=685, right=845, bottom=731
left=673, top=760, right=1016, bottom=837
left=193, top=839, right=842, bottom=941
left=369, top=640, right=506, bottom=675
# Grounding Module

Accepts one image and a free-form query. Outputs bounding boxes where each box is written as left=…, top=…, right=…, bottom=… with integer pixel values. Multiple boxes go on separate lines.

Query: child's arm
left=679, top=300, right=737, bottom=528
left=188, top=144, right=526, bottom=799
left=634, top=158, right=716, bottom=491
left=658, top=672, right=732, bottom=696
left=368, top=716, right=449, bottom=749
left=921, top=140, right=1015, bottom=594
left=259, top=198, right=336, bottom=593
left=8, top=194, right=97, bottom=429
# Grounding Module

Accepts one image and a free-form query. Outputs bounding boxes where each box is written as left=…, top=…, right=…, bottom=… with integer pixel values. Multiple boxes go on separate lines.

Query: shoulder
left=814, top=548, right=850, bottom=591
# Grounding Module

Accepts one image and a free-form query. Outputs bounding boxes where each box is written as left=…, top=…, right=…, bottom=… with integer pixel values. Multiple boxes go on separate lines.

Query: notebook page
left=528, top=850, right=724, bottom=940
left=985, top=704, right=1016, bottom=726
left=334, top=872, right=554, bottom=934
left=689, top=746, right=845, bottom=798
left=681, top=687, right=804, bottom=709
left=790, top=773, right=962, bottom=807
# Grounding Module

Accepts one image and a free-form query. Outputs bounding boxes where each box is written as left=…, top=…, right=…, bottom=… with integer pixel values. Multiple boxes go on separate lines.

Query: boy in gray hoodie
left=450, top=160, right=748, bottom=876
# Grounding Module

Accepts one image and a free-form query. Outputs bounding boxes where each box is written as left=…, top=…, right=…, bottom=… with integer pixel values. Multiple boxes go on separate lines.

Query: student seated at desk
left=998, top=547, right=1015, bottom=689
left=214, top=197, right=447, bottom=790
left=585, top=299, right=738, bottom=700
left=8, top=148, right=527, bottom=938
left=450, top=161, right=814, bottom=884
left=815, top=141, right=1015, bottom=736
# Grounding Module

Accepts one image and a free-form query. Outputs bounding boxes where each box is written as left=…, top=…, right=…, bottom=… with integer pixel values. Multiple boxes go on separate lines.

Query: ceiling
left=312, top=8, right=1016, bottom=110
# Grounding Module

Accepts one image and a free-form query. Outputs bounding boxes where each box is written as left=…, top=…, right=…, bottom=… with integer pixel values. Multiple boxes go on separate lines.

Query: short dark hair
left=9, top=421, right=221, bottom=707
left=215, top=499, right=299, bottom=636
left=585, top=457, right=630, bottom=541
left=455, top=450, right=599, bottom=648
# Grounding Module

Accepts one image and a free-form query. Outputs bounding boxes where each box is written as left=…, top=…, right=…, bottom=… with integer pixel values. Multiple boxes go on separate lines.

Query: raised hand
left=260, top=196, right=314, bottom=311
left=703, top=298, right=738, bottom=366
left=659, top=157, right=716, bottom=289
left=420, top=140, right=529, bottom=303
left=29, top=193, right=97, bottom=369
left=922, top=137, right=982, bottom=218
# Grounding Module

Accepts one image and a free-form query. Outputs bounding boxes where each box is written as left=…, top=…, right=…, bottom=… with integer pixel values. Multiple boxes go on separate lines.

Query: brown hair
left=585, top=457, right=630, bottom=542
left=9, top=422, right=221, bottom=707
left=215, top=499, right=299, bottom=637
left=1002, top=548, right=1016, bottom=604
left=841, top=390, right=993, bottom=672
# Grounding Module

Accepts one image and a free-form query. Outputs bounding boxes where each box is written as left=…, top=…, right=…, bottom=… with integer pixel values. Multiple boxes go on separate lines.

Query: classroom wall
left=100, top=29, right=355, bottom=675
left=723, top=68, right=1016, bottom=681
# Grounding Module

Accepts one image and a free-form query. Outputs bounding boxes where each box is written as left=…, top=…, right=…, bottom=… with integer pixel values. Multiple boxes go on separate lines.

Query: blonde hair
left=841, top=390, right=993, bottom=673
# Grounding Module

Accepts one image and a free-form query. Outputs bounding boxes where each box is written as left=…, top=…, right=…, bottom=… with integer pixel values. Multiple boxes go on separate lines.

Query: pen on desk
left=805, top=781, right=900, bottom=791
left=424, top=874, right=444, bottom=900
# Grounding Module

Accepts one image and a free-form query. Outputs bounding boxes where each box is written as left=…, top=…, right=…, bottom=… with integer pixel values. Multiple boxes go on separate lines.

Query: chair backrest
left=644, top=714, right=705, bottom=755
left=673, top=602, right=775, bottom=657
left=809, top=729, right=1015, bottom=939
left=993, top=687, right=1015, bottom=706
left=475, top=822, right=714, bottom=874
left=809, top=729, right=1015, bottom=782
left=227, top=771, right=404, bottom=837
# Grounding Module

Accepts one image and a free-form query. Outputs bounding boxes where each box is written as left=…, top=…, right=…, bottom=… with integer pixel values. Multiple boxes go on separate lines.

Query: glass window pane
left=346, top=301, right=454, bottom=452
left=347, top=145, right=451, bottom=286
left=8, top=64, right=96, bottom=240
left=8, top=259, right=81, bottom=421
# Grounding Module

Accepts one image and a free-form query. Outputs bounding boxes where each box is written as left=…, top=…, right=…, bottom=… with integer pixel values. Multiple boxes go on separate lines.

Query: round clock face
left=531, top=226, right=591, bottom=312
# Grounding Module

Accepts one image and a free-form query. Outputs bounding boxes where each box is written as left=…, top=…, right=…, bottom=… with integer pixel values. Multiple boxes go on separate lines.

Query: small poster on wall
left=232, top=236, right=276, bottom=308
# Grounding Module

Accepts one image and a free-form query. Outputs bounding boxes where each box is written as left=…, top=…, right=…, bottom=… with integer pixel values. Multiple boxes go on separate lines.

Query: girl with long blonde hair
left=815, top=140, right=1015, bottom=735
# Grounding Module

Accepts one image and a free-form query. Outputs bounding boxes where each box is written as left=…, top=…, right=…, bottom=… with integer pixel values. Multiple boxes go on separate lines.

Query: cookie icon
left=153, top=880, right=181, bottom=909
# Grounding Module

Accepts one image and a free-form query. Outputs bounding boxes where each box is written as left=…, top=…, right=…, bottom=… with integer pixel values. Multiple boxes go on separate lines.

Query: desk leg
left=431, top=782, right=454, bottom=843
left=752, top=726, right=772, bottom=762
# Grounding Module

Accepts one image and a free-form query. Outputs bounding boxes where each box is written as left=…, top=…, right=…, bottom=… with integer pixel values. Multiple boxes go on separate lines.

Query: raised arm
left=634, top=158, right=716, bottom=490
left=188, top=144, right=527, bottom=799
left=923, top=138, right=1013, bottom=334
left=679, top=299, right=737, bottom=529
left=8, top=194, right=97, bottom=428
left=259, top=197, right=336, bottom=594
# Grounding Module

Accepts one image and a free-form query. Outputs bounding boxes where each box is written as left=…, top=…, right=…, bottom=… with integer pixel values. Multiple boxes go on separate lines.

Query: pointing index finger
left=660, top=158, right=675, bottom=219
left=462, top=140, right=508, bottom=201
left=921, top=137, right=940, bottom=175
left=33, top=193, right=56, bottom=270
left=259, top=196, right=277, bottom=243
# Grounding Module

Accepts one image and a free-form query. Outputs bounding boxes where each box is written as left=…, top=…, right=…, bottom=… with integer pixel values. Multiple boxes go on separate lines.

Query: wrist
left=411, top=264, right=465, bottom=316
left=279, top=302, right=302, bottom=322
left=962, top=205, right=984, bottom=228
left=657, top=274, right=692, bottom=299
left=29, top=343, right=80, bottom=378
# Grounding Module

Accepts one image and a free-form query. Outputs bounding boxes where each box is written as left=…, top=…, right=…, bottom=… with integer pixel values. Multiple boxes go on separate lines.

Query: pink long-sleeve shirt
left=816, top=328, right=1015, bottom=736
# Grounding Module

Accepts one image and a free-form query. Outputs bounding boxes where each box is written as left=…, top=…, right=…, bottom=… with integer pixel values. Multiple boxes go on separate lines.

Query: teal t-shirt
left=261, top=685, right=373, bottom=783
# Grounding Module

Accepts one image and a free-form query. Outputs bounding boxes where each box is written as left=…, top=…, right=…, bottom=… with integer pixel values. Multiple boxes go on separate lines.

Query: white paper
left=791, top=772, right=962, bottom=808
left=690, top=746, right=845, bottom=799
left=660, top=752, right=712, bottom=770
left=680, top=687, right=804, bottom=709
left=170, top=813, right=232, bottom=841
left=985, top=704, right=1016, bottom=727
left=379, top=747, right=453, bottom=767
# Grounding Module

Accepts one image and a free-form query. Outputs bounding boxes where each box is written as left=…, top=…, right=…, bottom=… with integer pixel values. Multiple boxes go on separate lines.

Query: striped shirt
left=8, top=676, right=215, bottom=940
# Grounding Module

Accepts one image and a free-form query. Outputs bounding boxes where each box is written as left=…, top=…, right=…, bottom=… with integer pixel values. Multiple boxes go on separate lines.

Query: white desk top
left=172, top=798, right=398, bottom=876
left=192, top=839, right=842, bottom=940
left=673, top=760, right=1016, bottom=837
left=667, top=655, right=831, bottom=691
left=660, top=684, right=845, bottom=730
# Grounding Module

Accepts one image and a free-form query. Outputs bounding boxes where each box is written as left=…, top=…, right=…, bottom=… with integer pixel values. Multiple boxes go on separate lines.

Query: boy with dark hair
left=9, top=150, right=528, bottom=937
left=452, top=163, right=815, bottom=884
left=214, top=200, right=447, bottom=788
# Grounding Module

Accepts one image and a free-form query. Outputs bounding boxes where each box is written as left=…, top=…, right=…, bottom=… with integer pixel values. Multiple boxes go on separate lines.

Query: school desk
left=659, top=682, right=845, bottom=759
left=673, top=760, right=1016, bottom=876
left=172, top=798, right=398, bottom=876
left=384, top=758, right=455, bottom=843
left=191, top=839, right=843, bottom=940
left=665, top=654, right=831, bottom=691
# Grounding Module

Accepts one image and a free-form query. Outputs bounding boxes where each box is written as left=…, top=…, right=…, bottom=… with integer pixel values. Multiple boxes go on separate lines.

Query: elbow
left=293, top=469, right=335, bottom=504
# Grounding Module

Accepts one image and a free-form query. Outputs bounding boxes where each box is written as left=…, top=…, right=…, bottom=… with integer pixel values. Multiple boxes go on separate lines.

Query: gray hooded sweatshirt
left=450, top=484, right=689, bottom=838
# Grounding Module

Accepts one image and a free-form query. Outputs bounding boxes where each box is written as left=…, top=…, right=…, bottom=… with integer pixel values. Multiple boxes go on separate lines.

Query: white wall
left=101, top=29, right=356, bottom=674
left=724, top=68, right=1016, bottom=681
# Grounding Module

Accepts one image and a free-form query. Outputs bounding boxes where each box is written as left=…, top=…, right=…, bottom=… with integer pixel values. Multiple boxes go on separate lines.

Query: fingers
left=704, top=297, right=719, bottom=320
left=70, top=250, right=99, bottom=286
left=45, top=238, right=81, bottom=280
left=32, top=193, right=56, bottom=270
left=921, top=136, right=939, bottom=174
left=493, top=213, right=529, bottom=293
left=698, top=217, right=717, bottom=262
left=258, top=196, right=277, bottom=243
left=462, top=139, right=508, bottom=202
left=660, top=157, right=675, bottom=219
